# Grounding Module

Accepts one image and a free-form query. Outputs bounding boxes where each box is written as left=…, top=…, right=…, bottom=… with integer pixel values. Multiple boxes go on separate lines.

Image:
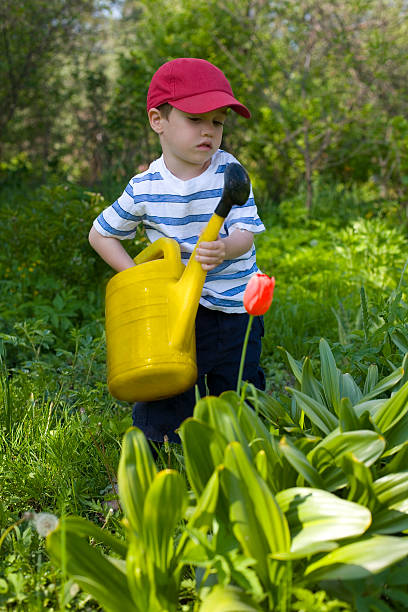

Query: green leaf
left=361, top=367, right=404, bottom=401
left=339, top=374, right=363, bottom=406
left=279, top=436, right=325, bottom=489
left=222, top=442, right=290, bottom=586
left=301, top=357, right=325, bottom=405
left=59, top=517, right=127, bottom=558
left=339, top=397, right=361, bottom=432
left=304, top=535, right=408, bottom=581
left=363, top=364, right=378, bottom=396
left=194, top=396, right=250, bottom=451
left=308, top=430, right=385, bottom=491
left=373, top=380, right=408, bottom=433
left=199, top=585, right=262, bottom=611
left=220, top=390, right=283, bottom=480
left=143, top=469, right=188, bottom=571
left=383, top=441, right=408, bottom=472
left=382, top=412, right=408, bottom=457
left=179, top=418, right=226, bottom=497
left=288, top=388, right=338, bottom=435
left=177, top=468, right=221, bottom=558
left=390, top=330, right=408, bottom=354
left=276, top=487, right=371, bottom=553
left=118, top=427, right=157, bottom=534
left=285, top=350, right=303, bottom=384
left=320, top=338, right=341, bottom=415
left=371, top=472, right=408, bottom=533
left=47, top=529, right=136, bottom=612
left=243, top=385, right=295, bottom=428
left=341, top=454, right=374, bottom=508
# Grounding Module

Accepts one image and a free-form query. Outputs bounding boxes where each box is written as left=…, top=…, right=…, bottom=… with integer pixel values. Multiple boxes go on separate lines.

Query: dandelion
left=25, top=512, right=59, bottom=537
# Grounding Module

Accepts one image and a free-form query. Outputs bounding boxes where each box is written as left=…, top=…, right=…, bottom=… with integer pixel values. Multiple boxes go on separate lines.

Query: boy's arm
left=195, top=228, right=254, bottom=271
left=89, top=226, right=136, bottom=272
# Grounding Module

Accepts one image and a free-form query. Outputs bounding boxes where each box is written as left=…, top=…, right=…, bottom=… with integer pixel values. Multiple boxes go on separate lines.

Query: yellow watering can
left=105, top=163, right=250, bottom=402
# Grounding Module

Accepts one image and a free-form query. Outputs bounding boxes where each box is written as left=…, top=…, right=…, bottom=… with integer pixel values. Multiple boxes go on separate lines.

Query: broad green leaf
left=301, top=357, right=325, bottom=405
left=194, top=396, right=250, bottom=451
left=47, top=529, right=136, bottom=612
left=304, top=535, right=408, bottom=581
left=276, top=487, right=371, bottom=553
left=391, top=331, right=408, bottom=354
left=395, top=352, right=408, bottom=390
left=220, top=390, right=279, bottom=459
left=288, top=388, right=338, bottom=435
left=222, top=442, right=290, bottom=586
left=118, top=427, right=157, bottom=534
left=177, top=468, right=221, bottom=558
left=279, top=436, right=325, bottom=489
left=143, top=470, right=187, bottom=571
left=126, top=533, right=149, bottom=611
left=363, top=364, right=378, bottom=396
left=272, top=541, right=338, bottom=560
left=179, top=417, right=226, bottom=497
left=339, top=373, right=363, bottom=406
left=354, top=399, right=383, bottom=418
left=255, top=449, right=268, bottom=481
left=200, top=585, right=262, bottom=611
left=308, top=431, right=385, bottom=491
left=243, top=384, right=295, bottom=428
left=371, top=472, right=408, bottom=533
left=320, top=338, right=341, bottom=415
left=59, top=517, right=127, bottom=558
left=361, top=367, right=404, bottom=402
left=382, top=412, right=408, bottom=457
left=341, top=454, right=374, bottom=508
left=373, top=380, right=408, bottom=433
left=285, top=350, right=303, bottom=384
left=220, top=390, right=284, bottom=491
left=383, top=442, right=408, bottom=472
left=339, top=397, right=361, bottom=432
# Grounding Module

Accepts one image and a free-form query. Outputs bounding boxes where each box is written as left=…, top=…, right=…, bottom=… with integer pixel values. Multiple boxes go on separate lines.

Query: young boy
left=89, top=57, right=266, bottom=444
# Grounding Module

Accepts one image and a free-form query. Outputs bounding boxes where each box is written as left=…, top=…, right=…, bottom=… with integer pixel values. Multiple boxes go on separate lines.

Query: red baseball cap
left=147, top=58, right=251, bottom=119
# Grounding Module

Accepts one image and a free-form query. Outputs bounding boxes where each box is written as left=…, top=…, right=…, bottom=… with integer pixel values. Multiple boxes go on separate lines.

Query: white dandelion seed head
left=32, top=512, right=59, bottom=537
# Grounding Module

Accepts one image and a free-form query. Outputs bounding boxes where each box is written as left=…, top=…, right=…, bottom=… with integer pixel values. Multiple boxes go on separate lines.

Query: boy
left=89, top=57, right=266, bottom=445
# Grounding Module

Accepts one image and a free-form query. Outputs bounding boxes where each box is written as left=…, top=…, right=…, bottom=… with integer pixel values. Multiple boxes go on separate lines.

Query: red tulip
left=243, top=273, right=275, bottom=316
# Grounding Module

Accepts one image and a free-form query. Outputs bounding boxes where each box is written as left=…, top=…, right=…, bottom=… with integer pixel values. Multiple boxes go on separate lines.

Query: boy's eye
left=214, top=120, right=224, bottom=126
left=188, top=117, right=200, bottom=122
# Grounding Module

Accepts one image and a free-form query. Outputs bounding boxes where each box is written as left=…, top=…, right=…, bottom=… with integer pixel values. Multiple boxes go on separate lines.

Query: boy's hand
left=195, top=236, right=226, bottom=271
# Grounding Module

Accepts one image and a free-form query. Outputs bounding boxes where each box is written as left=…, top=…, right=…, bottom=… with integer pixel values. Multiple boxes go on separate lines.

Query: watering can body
left=105, top=238, right=198, bottom=402
left=105, top=163, right=251, bottom=403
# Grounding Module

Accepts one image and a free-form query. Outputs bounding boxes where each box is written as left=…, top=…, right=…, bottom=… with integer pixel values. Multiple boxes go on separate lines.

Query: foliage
left=46, top=351, right=408, bottom=610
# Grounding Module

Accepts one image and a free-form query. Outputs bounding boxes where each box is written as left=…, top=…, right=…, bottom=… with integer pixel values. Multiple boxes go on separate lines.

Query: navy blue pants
left=132, top=304, right=265, bottom=443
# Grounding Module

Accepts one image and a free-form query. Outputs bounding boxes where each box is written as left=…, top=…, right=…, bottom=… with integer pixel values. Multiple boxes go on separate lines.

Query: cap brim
left=170, top=91, right=251, bottom=118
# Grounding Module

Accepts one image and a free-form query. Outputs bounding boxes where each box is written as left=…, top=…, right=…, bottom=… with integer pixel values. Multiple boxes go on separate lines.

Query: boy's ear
left=148, top=108, right=165, bottom=134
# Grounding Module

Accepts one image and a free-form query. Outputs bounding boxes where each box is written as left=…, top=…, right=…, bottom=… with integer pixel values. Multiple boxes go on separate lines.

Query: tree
left=0, top=0, right=109, bottom=168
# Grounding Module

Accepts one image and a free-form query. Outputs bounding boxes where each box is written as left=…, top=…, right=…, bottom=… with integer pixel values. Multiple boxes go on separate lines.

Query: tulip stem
left=236, top=314, right=254, bottom=393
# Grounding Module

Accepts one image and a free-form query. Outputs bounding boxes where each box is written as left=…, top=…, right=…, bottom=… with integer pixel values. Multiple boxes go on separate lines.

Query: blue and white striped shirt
left=94, top=150, right=265, bottom=313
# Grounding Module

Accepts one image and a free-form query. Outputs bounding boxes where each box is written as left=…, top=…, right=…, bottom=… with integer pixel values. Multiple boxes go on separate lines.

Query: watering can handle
left=133, top=237, right=181, bottom=267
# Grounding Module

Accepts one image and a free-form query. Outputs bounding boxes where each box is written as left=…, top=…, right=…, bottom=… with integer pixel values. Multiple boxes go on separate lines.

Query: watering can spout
left=170, top=163, right=250, bottom=351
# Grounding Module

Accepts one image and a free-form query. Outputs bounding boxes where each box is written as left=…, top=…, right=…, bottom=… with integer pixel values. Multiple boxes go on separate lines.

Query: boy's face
left=148, top=106, right=227, bottom=179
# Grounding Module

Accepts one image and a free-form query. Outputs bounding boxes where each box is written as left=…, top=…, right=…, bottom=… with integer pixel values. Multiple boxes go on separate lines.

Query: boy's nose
left=201, top=122, right=214, bottom=136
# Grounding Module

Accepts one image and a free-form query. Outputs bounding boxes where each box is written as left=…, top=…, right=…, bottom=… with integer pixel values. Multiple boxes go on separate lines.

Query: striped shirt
left=93, top=150, right=265, bottom=313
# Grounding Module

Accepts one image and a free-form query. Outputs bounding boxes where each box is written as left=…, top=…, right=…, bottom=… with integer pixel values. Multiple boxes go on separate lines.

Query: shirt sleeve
left=223, top=185, right=265, bottom=236
left=92, top=181, right=142, bottom=240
